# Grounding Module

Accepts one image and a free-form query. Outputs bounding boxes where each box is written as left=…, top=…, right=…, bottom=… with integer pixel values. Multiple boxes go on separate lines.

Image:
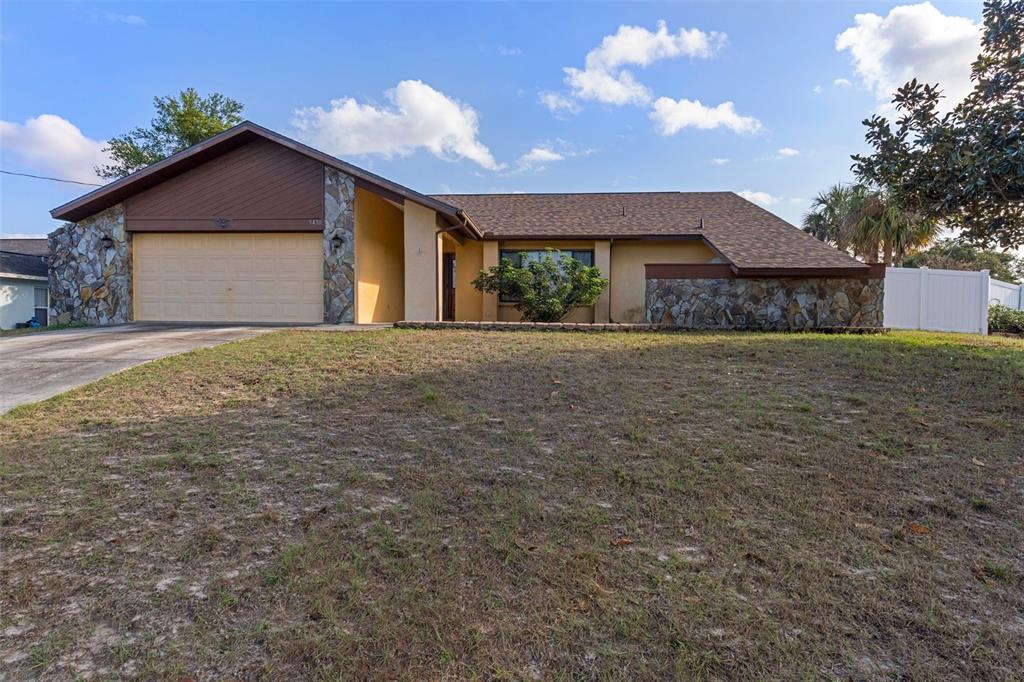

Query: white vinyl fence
left=990, top=277, right=1024, bottom=310
left=884, top=267, right=993, bottom=334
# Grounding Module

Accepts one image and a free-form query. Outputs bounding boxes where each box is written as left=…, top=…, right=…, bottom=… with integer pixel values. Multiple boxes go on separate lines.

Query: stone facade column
left=323, top=167, right=356, bottom=323
left=48, top=203, right=132, bottom=326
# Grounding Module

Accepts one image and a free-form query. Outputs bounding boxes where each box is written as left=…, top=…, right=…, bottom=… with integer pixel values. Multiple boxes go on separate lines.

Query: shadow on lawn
left=1, top=330, right=1022, bottom=679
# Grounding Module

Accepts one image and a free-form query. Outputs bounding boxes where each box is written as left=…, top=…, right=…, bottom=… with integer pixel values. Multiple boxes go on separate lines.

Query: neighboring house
left=0, top=239, right=50, bottom=330
left=49, top=121, right=883, bottom=330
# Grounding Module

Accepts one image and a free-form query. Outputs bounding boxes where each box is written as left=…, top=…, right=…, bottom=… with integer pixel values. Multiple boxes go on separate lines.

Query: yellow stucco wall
left=403, top=200, right=439, bottom=321
left=594, top=241, right=611, bottom=323
left=609, top=240, right=717, bottom=322
left=481, top=241, right=498, bottom=321
left=426, top=236, right=717, bottom=324
left=354, top=188, right=404, bottom=323
left=442, top=236, right=483, bottom=321
left=497, top=303, right=595, bottom=322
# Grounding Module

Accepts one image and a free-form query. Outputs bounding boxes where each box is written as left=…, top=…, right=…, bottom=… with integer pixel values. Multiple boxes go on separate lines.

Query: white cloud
left=292, top=80, right=501, bottom=171
left=564, top=67, right=651, bottom=106
left=710, top=158, right=730, bottom=166
left=519, top=146, right=564, bottom=167
left=737, top=190, right=780, bottom=206
left=515, top=139, right=592, bottom=172
left=497, top=45, right=521, bottom=57
left=583, top=19, right=725, bottom=71
left=832, top=77, right=852, bottom=87
left=107, top=13, right=146, bottom=25
left=650, top=97, right=762, bottom=135
left=813, top=84, right=824, bottom=94
left=776, top=147, right=800, bottom=157
left=835, top=2, right=981, bottom=110
left=538, top=90, right=581, bottom=115
left=0, top=114, right=110, bottom=183
left=562, top=20, right=726, bottom=106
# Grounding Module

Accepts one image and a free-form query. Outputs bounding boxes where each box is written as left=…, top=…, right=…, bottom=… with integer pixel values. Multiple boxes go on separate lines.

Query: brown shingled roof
left=432, top=191, right=867, bottom=272
left=0, top=239, right=48, bottom=257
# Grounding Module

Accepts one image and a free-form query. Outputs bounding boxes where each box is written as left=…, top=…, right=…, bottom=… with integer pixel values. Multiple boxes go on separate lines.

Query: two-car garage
left=48, top=121, right=476, bottom=328
left=132, top=232, right=323, bottom=323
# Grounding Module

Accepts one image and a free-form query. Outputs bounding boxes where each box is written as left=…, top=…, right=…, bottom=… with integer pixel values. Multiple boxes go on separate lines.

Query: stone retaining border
left=395, top=321, right=888, bottom=334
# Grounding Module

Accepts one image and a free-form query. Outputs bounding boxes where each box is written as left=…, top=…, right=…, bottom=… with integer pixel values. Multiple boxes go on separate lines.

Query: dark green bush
left=472, top=249, right=607, bottom=322
left=988, top=303, right=1024, bottom=335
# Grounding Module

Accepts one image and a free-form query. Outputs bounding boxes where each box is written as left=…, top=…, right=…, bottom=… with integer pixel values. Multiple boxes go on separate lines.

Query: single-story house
left=49, top=121, right=883, bottom=330
left=1, top=239, right=50, bottom=330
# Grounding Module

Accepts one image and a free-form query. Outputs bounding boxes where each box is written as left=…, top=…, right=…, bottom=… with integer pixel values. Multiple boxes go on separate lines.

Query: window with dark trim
left=497, top=249, right=595, bottom=302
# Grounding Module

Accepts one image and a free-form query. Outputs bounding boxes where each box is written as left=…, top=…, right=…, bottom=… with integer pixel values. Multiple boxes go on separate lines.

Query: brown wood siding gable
left=125, top=138, right=324, bottom=232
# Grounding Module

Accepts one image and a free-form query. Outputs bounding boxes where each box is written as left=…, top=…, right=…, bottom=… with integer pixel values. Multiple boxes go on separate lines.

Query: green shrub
left=472, top=249, right=608, bottom=323
left=988, top=303, right=1024, bottom=335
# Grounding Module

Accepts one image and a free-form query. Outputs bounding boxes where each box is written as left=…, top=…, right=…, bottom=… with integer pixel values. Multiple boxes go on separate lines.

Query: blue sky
left=1, top=1, right=985, bottom=239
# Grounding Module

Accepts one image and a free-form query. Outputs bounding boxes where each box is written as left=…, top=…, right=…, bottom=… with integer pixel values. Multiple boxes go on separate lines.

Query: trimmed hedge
left=989, top=303, right=1024, bottom=336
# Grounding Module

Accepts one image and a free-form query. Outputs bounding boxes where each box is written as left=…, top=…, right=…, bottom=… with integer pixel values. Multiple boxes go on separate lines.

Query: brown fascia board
left=478, top=233, right=707, bottom=241
left=49, top=121, right=480, bottom=238
left=733, top=265, right=877, bottom=278
left=647, top=263, right=880, bottom=279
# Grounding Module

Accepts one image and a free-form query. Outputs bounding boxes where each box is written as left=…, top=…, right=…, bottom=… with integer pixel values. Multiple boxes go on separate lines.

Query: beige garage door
left=133, top=233, right=323, bottom=323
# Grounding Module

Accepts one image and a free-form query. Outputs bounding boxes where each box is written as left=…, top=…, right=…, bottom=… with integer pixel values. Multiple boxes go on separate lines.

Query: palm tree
left=803, top=184, right=938, bottom=265
left=802, top=184, right=854, bottom=246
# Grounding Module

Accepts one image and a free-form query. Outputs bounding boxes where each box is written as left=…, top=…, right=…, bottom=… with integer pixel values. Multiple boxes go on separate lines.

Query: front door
left=442, top=253, right=455, bottom=321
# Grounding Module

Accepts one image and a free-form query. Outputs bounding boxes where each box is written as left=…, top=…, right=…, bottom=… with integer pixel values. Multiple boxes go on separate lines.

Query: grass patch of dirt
left=1, top=329, right=1022, bottom=679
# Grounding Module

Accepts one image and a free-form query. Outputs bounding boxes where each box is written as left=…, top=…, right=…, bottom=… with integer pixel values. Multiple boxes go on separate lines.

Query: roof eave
left=477, top=232, right=706, bottom=241
left=733, top=264, right=883, bottom=278
left=0, top=272, right=48, bottom=281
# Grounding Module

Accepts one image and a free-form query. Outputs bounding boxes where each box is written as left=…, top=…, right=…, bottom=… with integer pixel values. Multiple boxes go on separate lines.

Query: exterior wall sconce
left=331, top=235, right=345, bottom=250
left=99, top=236, right=115, bottom=249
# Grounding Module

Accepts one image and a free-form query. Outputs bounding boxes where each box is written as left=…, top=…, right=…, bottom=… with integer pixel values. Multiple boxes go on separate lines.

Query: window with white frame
left=34, top=287, right=48, bottom=326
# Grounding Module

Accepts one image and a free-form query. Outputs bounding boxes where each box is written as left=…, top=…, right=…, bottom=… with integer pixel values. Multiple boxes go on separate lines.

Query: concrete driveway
left=0, top=324, right=272, bottom=414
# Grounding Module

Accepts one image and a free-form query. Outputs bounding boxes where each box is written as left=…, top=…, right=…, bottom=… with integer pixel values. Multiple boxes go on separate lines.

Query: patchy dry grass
left=1, top=329, right=1022, bottom=680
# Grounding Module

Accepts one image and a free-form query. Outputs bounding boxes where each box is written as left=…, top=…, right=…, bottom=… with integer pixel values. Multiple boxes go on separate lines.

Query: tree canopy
left=96, top=88, right=244, bottom=179
left=902, top=238, right=1023, bottom=283
left=851, top=0, right=1024, bottom=248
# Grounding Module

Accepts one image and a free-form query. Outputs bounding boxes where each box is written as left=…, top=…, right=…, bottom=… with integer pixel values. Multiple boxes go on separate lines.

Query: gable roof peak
left=50, top=121, right=473, bottom=234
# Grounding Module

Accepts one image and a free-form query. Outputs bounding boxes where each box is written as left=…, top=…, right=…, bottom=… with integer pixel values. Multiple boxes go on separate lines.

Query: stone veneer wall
left=646, top=277, right=884, bottom=330
left=323, top=167, right=356, bottom=323
left=48, top=203, right=133, bottom=326
left=50, top=166, right=359, bottom=326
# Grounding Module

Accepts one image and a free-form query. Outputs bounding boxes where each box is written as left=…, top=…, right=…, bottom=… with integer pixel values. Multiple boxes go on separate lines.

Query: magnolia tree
left=472, top=250, right=608, bottom=323
left=852, top=0, right=1023, bottom=248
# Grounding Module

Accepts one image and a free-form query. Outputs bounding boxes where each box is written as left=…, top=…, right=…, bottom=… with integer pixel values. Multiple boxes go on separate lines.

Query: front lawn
left=1, top=329, right=1021, bottom=679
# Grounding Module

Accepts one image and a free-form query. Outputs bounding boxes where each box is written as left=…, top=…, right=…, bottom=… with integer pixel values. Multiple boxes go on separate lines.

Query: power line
left=1, top=170, right=104, bottom=187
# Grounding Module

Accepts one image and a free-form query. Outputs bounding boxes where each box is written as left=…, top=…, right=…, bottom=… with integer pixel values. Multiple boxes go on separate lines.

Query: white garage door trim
left=133, top=232, right=324, bottom=323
